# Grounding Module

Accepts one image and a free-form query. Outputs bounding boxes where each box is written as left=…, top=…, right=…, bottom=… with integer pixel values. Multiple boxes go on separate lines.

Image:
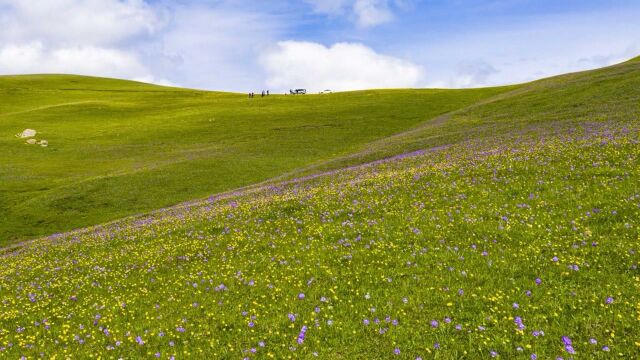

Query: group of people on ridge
left=249, top=90, right=269, bottom=98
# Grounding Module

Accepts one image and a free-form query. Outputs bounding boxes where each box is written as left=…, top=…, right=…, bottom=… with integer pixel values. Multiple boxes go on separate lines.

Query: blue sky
left=1, top=0, right=639, bottom=91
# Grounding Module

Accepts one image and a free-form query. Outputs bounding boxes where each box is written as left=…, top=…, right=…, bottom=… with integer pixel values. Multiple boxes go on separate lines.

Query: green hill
left=0, top=76, right=511, bottom=245
left=2, top=57, right=640, bottom=246
left=281, top=56, right=640, bottom=177
left=0, top=59, right=638, bottom=358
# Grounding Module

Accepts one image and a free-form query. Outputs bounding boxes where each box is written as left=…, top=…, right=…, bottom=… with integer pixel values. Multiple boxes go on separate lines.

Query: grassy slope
left=280, top=56, right=640, bottom=177
left=1, top=61, right=639, bottom=358
left=0, top=75, right=511, bottom=245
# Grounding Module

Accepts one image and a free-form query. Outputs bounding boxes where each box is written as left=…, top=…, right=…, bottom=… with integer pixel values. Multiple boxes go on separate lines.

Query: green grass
left=1, top=58, right=640, bottom=358
left=280, top=56, right=640, bottom=177
left=0, top=75, right=511, bottom=245
left=1, top=103, right=638, bottom=357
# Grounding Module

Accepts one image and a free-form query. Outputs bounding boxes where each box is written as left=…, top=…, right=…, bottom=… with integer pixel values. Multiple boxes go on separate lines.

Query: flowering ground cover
left=1, top=119, right=638, bottom=358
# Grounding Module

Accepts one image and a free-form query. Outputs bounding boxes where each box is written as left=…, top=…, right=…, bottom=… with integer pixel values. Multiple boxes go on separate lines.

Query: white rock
left=26, top=138, right=37, bottom=144
left=39, top=140, right=48, bottom=147
left=19, top=129, right=37, bottom=138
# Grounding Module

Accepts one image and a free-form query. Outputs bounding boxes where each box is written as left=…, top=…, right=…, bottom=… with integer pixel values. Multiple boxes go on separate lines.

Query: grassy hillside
left=277, top=56, right=640, bottom=178
left=0, top=75, right=511, bottom=245
left=1, top=74, right=638, bottom=359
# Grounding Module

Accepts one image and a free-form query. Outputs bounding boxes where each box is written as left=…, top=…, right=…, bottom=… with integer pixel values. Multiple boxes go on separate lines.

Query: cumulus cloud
left=260, top=41, right=423, bottom=92
left=0, top=0, right=162, bottom=45
left=0, top=42, right=157, bottom=80
left=0, top=0, right=163, bottom=82
left=0, top=0, right=279, bottom=90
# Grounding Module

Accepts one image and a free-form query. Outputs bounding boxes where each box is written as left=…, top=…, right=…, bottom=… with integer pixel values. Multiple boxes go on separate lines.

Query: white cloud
left=305, top=0, right=395, bottom=27
left=353, top=0, right=394, bottom=27
left=0, top=1, right=281, bottom=90
left=0, top=0, right=164, bottom=82
left=260, top=41, right=423, bottom=92
left=0, top=0, right=163, bottom=46
left=0, top=42, right=153, bottom=80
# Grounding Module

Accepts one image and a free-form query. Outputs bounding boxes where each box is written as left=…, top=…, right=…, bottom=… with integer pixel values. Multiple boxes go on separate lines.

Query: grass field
left=0, top=58, right=639, bottom=358
left=0, top=76, right=511, bottom=245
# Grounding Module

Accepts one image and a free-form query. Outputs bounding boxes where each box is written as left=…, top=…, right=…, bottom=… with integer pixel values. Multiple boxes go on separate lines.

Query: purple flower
left=430, top=320, right=439, bottom=328
left=535, top=278, right=542, bottom=285
left=514, top=316, right=525, bottom=330
left=605, top=296, right=614, bottom=304
left=135, top=336, right=144, bottom=345
left=363, top=319, right=370, bottom=325
left=562, top=337, right=576, bottom=354
left=531, top=354, right=537, bottom=360
left=297, top=325, right=308, bottom=344
left=298, top=293, right=305, bottom=300
left=433, top=342, right=440, bottom=350
left=602, top=346, right=610, bottom=352
left=248, top=321, right=255, bottom=328
left=394, top=348, right=401, bottom=355
left=176, top=326, right=186, bottom=333
left=589, top=338, right=597, bottom=345
left=490, top=350, right=498, bottom=357
left=513, top=302, right=519, bottom=309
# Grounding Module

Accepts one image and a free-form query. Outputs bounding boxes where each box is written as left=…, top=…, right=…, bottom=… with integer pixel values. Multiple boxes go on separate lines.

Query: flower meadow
left=1, top=121, right=639, bottom=359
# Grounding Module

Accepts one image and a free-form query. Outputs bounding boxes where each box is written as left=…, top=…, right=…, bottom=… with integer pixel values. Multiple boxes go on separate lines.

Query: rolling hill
left=0, top=76, right=511, bottom=245
left=0, top=57, right=639, bottom=358
left=4, top=56, right=638, bottom=247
